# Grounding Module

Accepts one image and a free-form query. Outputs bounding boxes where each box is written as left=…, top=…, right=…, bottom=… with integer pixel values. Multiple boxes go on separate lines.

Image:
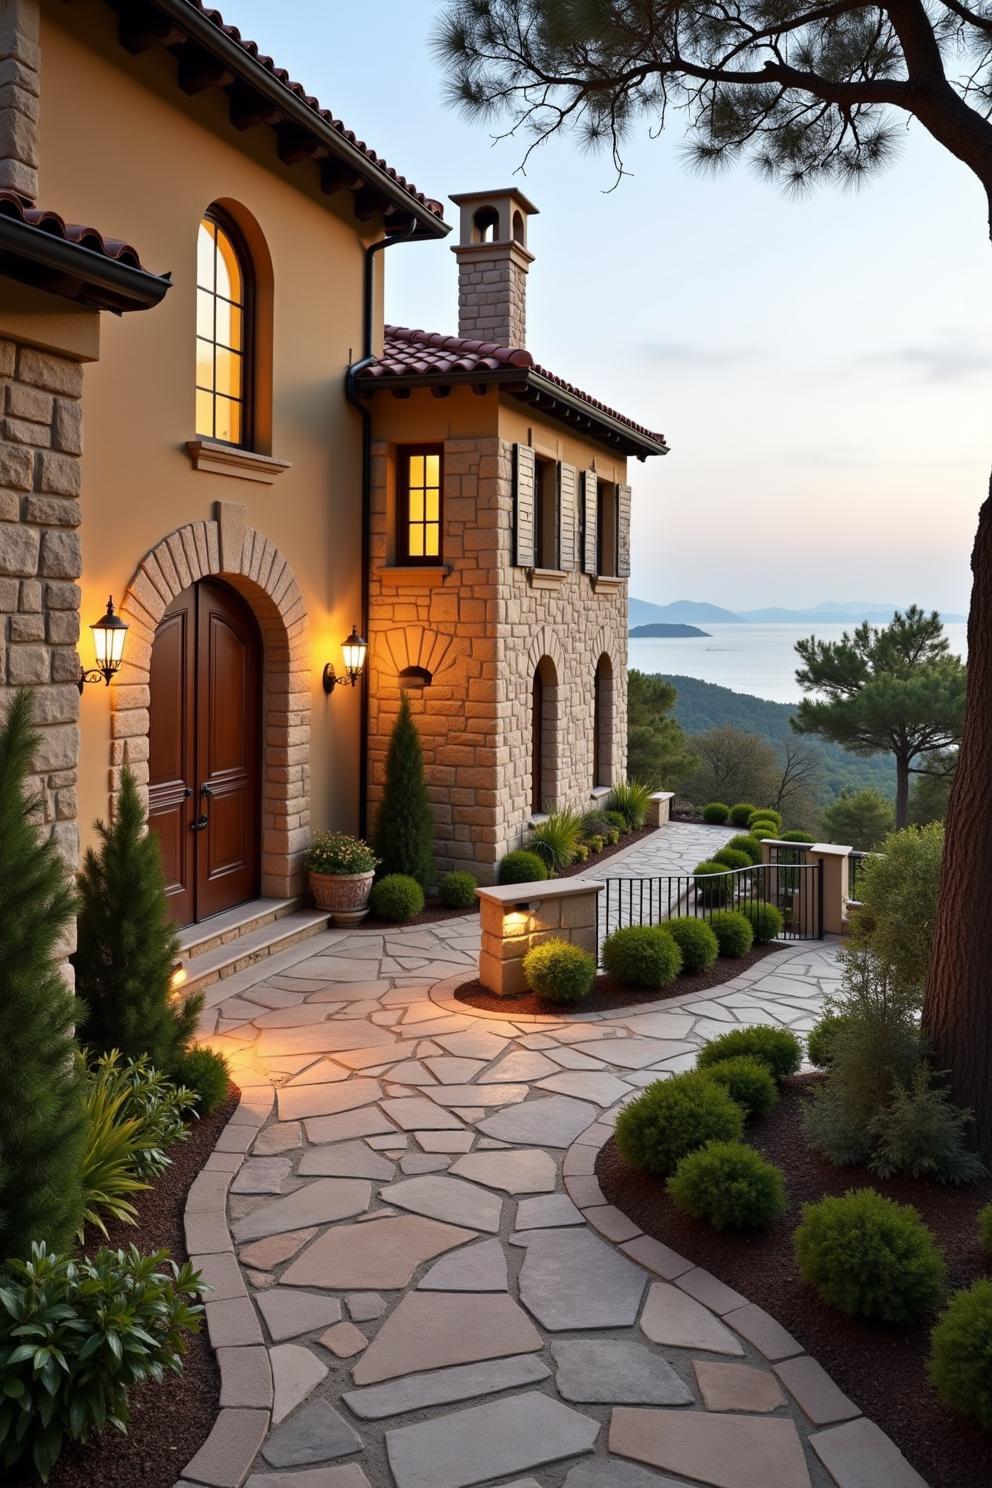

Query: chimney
left=450, top=188, right=538, bottom=349
left=0, top=0, right=39, bottom=200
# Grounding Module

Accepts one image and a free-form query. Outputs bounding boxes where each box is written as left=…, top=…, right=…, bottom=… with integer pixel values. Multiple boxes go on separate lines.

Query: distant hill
left=661, top=673, right=895, bottom=804
left=630, top=597, right=966, bottom=626
left=629, top=623, right=710, bottom=638
left=628, top=598, right=742, bottom=626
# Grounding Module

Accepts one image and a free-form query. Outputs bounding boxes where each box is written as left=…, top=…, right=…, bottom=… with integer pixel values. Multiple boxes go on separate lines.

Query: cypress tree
left=0, top=689, right=86, bottom=1257
left=375, top=695, right=434, bottom=889
left=75, top=766, right=201, bottom=1068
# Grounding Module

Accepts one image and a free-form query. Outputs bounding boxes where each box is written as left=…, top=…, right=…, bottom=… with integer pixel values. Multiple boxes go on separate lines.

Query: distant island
left=629, top=596, right=966, bottom=627
left=629, top=623, right=710, bottom=638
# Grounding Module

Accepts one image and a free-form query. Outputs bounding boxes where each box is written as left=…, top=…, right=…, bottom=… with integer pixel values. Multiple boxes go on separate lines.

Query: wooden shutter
left=617, top=482, right=632, bottom=577
left=514, top=444, right=536, bottom=567
left=582, top=470, right=598, bottom=574
left=559, top=463, right=578, bottom=571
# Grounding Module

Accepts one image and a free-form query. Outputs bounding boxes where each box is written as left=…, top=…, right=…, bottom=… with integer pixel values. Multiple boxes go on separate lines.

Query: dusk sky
left=234, top=0, right=989, bottom=617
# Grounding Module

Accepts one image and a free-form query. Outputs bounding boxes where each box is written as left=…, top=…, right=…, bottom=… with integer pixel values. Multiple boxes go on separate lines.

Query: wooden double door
left=148, top=579, right=261, bottom=927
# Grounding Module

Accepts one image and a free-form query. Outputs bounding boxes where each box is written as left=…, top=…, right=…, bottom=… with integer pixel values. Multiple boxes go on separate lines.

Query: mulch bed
left=359, top=898, right=479, bottom=930
left=455, top=942, right=781, bottom=1016
left=597, top=1075, right=992, bottom=1488
left=554, top=825, right=658, bottom=877
left=25, top=1087, right=241, bottom=1488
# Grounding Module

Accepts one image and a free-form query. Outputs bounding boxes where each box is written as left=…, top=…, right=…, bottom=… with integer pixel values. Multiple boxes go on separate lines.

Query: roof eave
left=0, top=215, right=172, bottom=313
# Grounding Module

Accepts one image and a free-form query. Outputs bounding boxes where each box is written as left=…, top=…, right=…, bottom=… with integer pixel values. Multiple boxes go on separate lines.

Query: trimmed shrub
left=806, top=1012, right=849, bottom=1069
left=173, top=1046, right=231, bottom=1115
left=693, top=860, right=733, bottom=907
left=748, top=808, right=782, bottom=830
left=0, top=1242, right=204, bottom=1484
left=602, top=925, right=682, bottom=987
left=702, top=801, right=730, bottom=824
left=929, top=1280, right=992, bottom=1431
left=712, top=846, right=753, bottom=873
left=981, top=1203, right=992, bottom=1256
left=606, top=779, right=652, bottom=830
left=794, top=1189, right=945, bottom=1323
left=730, top=802, right=758, bottom=827
left=708, top=909, right=754, bottom=958
left=668, top=1141, right=787, bottom=1229
left=523, top=939, right=596, bottom=1005
left=728, top=833, right=764, bottom=865
left=438, top=870, right=478, bottom=910
left=702, top=1055, right=779, bottom=1118
left=614, top=1071, right=744, bottom=1177
left=697, top=1025, right=802, bottom=1082
left=530, top=808, right=583, bottom=871
left=741, top=899, right=784, bottom=942
left=497, top=850, right=548, bottom=885
left=374, top=695, right=434, bottom=889
left=666, top=917, right=719, bottom=973
left=370, top=874, right=425, bottom=923
left=781, top=830, right=816, bottom=844
left=749, top=821, right=780, bottom=841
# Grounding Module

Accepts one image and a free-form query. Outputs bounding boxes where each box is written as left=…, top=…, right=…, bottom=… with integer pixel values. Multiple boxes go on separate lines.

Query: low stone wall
left=477, top=878, right=604, bottom=997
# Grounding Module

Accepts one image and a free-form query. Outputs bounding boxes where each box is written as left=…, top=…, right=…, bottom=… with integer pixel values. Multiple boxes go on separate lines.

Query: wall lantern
left=78, top=596, right=128, bottom=693
left=323, top=625, right=368, bottom=695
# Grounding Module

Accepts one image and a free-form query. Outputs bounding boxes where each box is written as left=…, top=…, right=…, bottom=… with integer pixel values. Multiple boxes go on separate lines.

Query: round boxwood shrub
left=668, top=1140, right=787, bottom=1229
left=614, top=1071, right=744, bottom=1177
left=929, top=1280, right=992, bottom=1430
left=693, top=861, right=733, bottom=907
left=794, top=1188, right=945, bottom=1323
left=497, top=850, right=548, bottom=885
left=602, top=925, right=682, bottom=987
left=712, top=847, right=753, bottom=873
left=749, top=821, right=780, bottom=841
left=370, top=873, right=425, bottom=923
left=701, top=1055, right=779, bottom=1117
left=666, top=917, right=719, bottom=973
left=172, top=1046, right=230, bottom=1114
left=730, top=802, right=758, bottom=827
left=728, top=833, right=764, bottom=866
left=702, top=801, right=731, bottom=824
left=697, top=1025, right=802, bottom=1082
left=780, top=830, right=816, bottom=844
left=742, top=899, right=784, bottom=943
left=707, top=909, right=754, bottom=958
left=979, top=1203, right=992, bottom=1257
left=748, top=808, right=782, bottom=830
left=806, top=1012, right=850, bottom=1069
left=438, top=870, right=478, bottom=910
left=522, top=938, right=596, bottom=1005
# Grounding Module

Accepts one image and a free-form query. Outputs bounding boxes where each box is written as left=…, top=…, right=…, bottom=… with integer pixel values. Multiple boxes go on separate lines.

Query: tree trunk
left=922, top=480, right=992, bottom=1160
left=894, top=755, right=910, bottom=829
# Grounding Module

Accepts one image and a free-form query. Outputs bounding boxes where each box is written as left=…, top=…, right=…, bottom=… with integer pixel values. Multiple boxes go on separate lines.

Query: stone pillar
left=477, top=878, right=604, bottom=997
left=0, top=0, right=39, bottom=200
left=807, top=842, right=852, bottom=936
left=647, top=791, right=674, bottom=828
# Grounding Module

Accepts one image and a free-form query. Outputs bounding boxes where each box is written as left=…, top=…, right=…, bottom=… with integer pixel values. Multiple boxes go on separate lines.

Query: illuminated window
left=196, top=211, right=251, bottom=446
left=398, top=446, right=443, bottom=563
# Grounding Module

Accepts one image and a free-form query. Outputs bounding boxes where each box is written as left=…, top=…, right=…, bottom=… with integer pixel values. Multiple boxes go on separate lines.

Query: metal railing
left=600, top=856, right=824, bottom=960
left=848, top=850, right=872, bottom=901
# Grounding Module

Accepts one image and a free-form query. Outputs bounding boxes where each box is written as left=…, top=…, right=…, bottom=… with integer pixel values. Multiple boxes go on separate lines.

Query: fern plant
left=530, top=808, right=583, bottom=871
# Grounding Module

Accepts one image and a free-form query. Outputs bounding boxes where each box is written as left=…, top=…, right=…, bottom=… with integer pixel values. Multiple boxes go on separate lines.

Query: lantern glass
left=341, top=627, right=367, bottom=679
left=91, top=598, right=128, bottom=676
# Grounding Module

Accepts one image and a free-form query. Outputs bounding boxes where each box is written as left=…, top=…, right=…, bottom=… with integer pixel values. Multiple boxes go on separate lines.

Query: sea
left=629, top=622, right=970, bottom=706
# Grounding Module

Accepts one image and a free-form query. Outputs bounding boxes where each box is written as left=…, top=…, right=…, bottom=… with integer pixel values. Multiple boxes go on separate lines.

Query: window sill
left=529, top=812, right=550, bottom=827
left=590, top=786, right=611, bottom=800
left=528, top=568, right=567, bottom=590
left=592, top=574, right=624, bottom=592
left=186, top=439, right=291, bottom=485
left=379, top=565, right=451, bottom=587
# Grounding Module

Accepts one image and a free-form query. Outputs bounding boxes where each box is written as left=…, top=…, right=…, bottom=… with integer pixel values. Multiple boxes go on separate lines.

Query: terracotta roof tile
left=0, top=190, right=147, bottom=270
left=360, top=325, right=666, bottom=451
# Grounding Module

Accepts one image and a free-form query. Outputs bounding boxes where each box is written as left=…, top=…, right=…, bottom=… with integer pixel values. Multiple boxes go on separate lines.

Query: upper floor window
left=398, top=446, right=443, bottom=563
left=534, top=456, right=559, bottom=569
left=196, top=211, right=251, bottom=447
left=597, top=479, right=619, bottom=577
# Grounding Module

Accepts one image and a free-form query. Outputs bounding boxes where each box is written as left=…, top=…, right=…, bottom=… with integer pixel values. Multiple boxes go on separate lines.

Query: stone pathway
left=175, top=827, right=928, bottom=1488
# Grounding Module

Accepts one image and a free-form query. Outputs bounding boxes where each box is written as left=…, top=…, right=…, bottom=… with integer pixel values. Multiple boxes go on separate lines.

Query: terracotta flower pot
left=308, top=868, right=375, bottom=925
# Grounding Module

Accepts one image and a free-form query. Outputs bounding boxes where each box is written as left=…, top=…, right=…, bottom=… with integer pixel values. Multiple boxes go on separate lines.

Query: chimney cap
left=449, top=187, right=539, bottom=216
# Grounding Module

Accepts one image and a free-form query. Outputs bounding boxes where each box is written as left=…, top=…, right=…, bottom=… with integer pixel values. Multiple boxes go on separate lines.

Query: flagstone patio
left=174, top=825, right=928, bottom=1488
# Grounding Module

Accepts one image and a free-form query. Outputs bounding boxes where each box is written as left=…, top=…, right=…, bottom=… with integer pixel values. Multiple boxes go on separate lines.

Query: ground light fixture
left=78, top=595, right=128, bottom=693
left=323, top=625, right=368, bottom=695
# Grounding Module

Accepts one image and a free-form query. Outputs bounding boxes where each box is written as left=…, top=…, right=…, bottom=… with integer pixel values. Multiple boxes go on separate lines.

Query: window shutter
left=617, top=482, right=632, bottom=578
left=559, top=463, right=578, bottom=571
left=582, top=470, right=598, bottom=574
left=514, top=444, right=536, bottom=567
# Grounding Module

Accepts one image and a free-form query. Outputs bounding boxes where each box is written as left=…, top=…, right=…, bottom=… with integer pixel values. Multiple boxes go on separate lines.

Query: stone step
left=176, top=907, right=331, bottom=1003
left=179, top=897, right=300, bottom=960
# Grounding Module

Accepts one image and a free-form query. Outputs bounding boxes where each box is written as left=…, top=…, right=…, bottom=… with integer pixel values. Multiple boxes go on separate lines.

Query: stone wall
left=0, top=336, right=84, bottom=973
left=454, top=246, right=528, bottom=349
left=0, top=0, right=40, bottom=200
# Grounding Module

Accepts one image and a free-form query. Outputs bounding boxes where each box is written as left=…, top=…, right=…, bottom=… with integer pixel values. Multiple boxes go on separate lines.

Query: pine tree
left=75, top=767, right=201, bottom=1069
left=0, top=689, right=87, bottom=1258
left=374, top=696, right=434, bottom=889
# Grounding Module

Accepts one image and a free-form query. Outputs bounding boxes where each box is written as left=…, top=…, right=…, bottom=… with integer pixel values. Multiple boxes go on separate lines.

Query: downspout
left=345, top=217, right=420, bottom=837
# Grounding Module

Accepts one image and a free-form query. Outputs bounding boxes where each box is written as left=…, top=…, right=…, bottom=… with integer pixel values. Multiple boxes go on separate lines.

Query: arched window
left=593, top=653, right=614, bottom=788
left=196, top=210, right=251, bottom=446
left=531, top=657, right=558, bottom=814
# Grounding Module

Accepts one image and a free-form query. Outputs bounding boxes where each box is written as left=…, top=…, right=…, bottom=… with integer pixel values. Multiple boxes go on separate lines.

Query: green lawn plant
left=370, top=874, right=425, bottom=923
left=615, top=1071, right=744, bottom=1176
left=794, top=1189, right=945, bottom=1323
left=497, top=850, right=548, bottom=884
left=602, top=925, right=681, bottom=987
left=530, top=808, right=583, bottom=871
left=606, top=779, right=652, bottom=830
left=701, top=1055, right=779, bottom=1117
left=929, top=1280, right=992, bottom=1430
left=666, top=917, right=718, bottom=973
left=75, top=767, right=200, bottom=1072
left=668, top=1141, right=786, bottom=1229
left=697, top=1025, right=802, bottom=1082
left=707, top=910, right=754, bottom=957
left=0, top=1242, right=204, bottom=1483
left=374, top=694, right=434, bottom=889
left=438, top=870, right=478, bottom=909
left=0, top=690, right=87, bottom=1260
left=522, top=939, right=596, bottom=1004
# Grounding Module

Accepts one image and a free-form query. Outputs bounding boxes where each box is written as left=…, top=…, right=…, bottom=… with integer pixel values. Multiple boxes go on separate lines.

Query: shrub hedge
left=370, top=874, right=425, bottom=922
left=522, top=939, right=596, bottom=1004
left=728, top=834, right=764, bottom=865
left=702, top=802, right=730, bottom=824
left=614, top=1071, right=744, bottom=1177
left=712, top=847, right=753, bottom=873
left=697, top=1025, right=802, bottom=1082
left=693, top=861, right=733, bottom=907
left=666, top=917, right=719, bottom=973
left=668, top=1140, right=787, bottom=1229
left=741, top=900, right=784, bottom=943
left=748, top=808, right=782, bottom=830
left=438, top=870, right=478, bottom=910
left=794, top=1188, right=945, bottom=1323
left=701, top=1055, right=779, bottom=1118
left=730, top=802, right=758, bottom=827
left=707, top=909, right=754, bottom=957
left=929, top=1279, right=992, bottom=1430
left=497, top=850, right=548, bottom=885
left=602, top=925, right=682, bottom=987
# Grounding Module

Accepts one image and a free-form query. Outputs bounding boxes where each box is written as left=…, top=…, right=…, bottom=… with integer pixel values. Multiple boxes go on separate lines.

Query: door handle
left=191, top=783, right=211, bottom=833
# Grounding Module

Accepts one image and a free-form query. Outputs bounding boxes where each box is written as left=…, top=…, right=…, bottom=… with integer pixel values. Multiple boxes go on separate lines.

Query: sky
left=232, top=0, right=990, bottom=616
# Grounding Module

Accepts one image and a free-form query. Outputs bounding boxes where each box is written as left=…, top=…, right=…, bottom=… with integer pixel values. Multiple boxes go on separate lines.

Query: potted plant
left=305, top=831, right=379, bottom=925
